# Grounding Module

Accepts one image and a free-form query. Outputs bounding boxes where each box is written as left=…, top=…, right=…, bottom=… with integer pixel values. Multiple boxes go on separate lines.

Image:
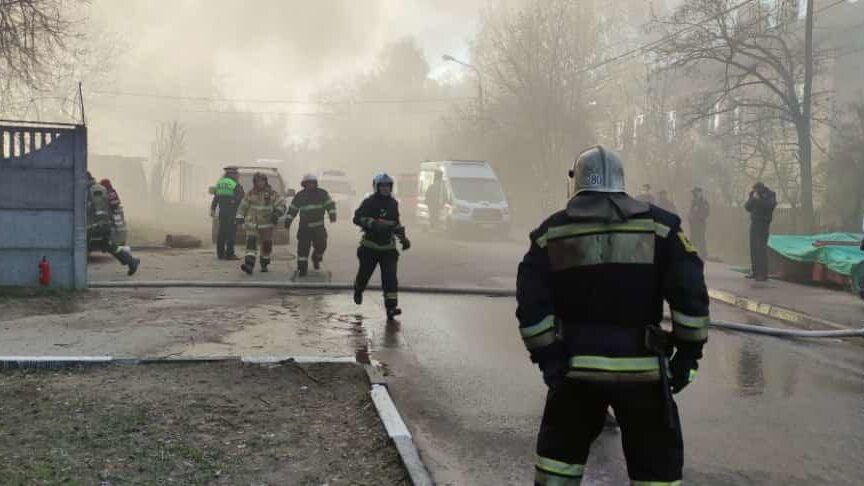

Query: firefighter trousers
left=297, top=227, right=327, bottom=273
left=244, top=226, right=274, bottom=268
left=354, top=246, right=399, bottom=309
left=535, top=379, right=683, bottom=485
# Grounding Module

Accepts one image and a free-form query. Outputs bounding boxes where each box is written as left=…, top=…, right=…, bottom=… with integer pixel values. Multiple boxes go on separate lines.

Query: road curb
left=708, top=288, right=848, bottom=331
left=370, top=383, right=434, bottom=486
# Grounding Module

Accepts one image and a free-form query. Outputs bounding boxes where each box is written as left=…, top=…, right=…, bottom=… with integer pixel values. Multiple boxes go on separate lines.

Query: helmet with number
left=372, top=172, right=394, bottom=195
left=301, top=173, right=318, bottom=188
left=568, top=145, right=625, bottom=196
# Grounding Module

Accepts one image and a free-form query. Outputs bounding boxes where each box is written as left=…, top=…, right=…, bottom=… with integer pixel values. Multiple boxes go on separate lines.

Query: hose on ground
left=90, top=281, right=864, bottom=338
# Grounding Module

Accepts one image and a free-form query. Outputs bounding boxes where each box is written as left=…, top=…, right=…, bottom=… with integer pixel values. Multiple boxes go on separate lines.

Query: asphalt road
left=85, top=225, right=864, bottom=485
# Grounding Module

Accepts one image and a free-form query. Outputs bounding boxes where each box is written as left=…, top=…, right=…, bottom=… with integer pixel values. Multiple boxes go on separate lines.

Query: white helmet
left=569, top=145, right=626, bottom=196
left=301, top=173, right=318, bottom=185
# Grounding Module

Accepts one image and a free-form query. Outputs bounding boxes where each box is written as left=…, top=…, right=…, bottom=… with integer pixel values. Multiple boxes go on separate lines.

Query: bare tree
left=150, top=121, right=187, bottom=203
left=0, top=0, right=86, bottom=115
left=471, top=0, right=608, bottom=213
left=649, top=0, right=826, bottom=229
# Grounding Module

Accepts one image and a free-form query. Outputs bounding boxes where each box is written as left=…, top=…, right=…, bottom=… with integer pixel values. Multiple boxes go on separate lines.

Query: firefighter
left=87, top=174, right=140, bottom=275
left=237, top=172, right=285, bottom=274
left=352, top=173, right=411, bottom=321
left=517, top=146, right=709, bottom=485
left=210, top=166, right=244, bottom=260
left=689, top=187, right=710, bottom=259
left=285, top=173, right=337, bottom=277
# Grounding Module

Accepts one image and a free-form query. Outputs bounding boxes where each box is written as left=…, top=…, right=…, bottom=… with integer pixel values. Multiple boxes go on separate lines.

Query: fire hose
left=89, top=281, right=864, bottom=339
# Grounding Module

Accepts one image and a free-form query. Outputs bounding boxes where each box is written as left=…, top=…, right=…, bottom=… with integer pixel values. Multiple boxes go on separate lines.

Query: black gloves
left=669, top=350, right=700, bottom=394
left=401, top=238, right=411, bottom=251
left=531, top=341, right=569, bottom=389
left=330, top=213, right=337, bottom=223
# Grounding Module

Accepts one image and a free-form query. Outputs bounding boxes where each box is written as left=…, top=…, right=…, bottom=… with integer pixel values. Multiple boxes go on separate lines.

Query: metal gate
left=0, top=121, right=88, bottom=288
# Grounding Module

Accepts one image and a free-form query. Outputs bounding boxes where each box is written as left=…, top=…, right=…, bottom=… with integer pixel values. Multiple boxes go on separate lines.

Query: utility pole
left=800, top=0, right=815, bottom=231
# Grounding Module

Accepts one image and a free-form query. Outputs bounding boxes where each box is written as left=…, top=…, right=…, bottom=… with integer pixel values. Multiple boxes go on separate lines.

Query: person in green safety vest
left=210, top=166, right=245, bottom=260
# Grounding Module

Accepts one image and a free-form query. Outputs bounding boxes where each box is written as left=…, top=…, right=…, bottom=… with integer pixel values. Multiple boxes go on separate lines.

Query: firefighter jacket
left=353, top=193, right=405, bottom=251
left=87, top=183, right=113, bottom=230
left=516, top=192, right=709, bottom=382
left=211, top=176, right=244, bottom=215
left=285, top=187, right=336, bottom=232
left=238, top=186, right=285, bottom=229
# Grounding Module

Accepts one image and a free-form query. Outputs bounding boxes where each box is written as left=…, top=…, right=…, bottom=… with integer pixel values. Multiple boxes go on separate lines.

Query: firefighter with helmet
left=237, top=172, right=285, bottom=274
left=87, top=172, right=140, bottom=275
left=285, top=173, right=337, bottom=277
left=352, top=173, right=411, bottom=320
left=516, top=146, right=709, bottom=485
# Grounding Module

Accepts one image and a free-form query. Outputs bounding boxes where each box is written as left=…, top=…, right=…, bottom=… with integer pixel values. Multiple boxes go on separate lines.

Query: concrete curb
left=0, top=355, right=435, bottom=484
left=370, top=383, right=434, bottom=486
left=708, top=288, right=849, bottom=331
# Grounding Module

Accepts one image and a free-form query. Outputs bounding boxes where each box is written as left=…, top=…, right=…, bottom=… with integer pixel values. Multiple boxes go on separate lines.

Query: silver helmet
left=568, top=145, right=625, bottom=196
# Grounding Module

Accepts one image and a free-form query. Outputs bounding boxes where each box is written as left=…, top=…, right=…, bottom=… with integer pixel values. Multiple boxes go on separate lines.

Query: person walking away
left=285, top=173, right=337, bottom=277
left=517, top=145, right=709, bottom=485
left=237, top=172, right=285, bottom=274
left=211, top=166, right=244, bottom=260
left=353, top=173, right=411, bottom=321
left=424, top=170, right=444, bottom=230
left=636, top=183, right=655, bottom=204
left=87, top=174, right=140, bottom=275
left=688, top=187, right=710, bottom=259
left=656, top=189, right=678, bottom=214
left=744, top=182, right=777, bottom=281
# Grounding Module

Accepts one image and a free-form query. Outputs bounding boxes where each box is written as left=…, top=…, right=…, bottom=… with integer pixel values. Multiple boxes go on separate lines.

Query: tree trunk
left=799, top=0, right=815, bottom=232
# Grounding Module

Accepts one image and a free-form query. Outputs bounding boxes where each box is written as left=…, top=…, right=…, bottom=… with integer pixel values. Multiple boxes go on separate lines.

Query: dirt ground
left=0, top=361, right=407, bottom=485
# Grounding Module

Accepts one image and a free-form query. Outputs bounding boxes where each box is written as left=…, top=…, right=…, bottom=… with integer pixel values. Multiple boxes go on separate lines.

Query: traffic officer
left=210, top=166, right=244, bottom=260
left=285, top=173, right=337, bottom=277
left=516, top=146, right=709, bottom=485
left=237, top=172, right=285, bottom=274
left=87, top=173, right=140, bottom=275
left=353, top=173, right=411, bottom=321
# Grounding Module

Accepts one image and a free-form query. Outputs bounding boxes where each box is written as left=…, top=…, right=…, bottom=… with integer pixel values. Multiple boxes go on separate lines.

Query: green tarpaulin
left=768, top=233, right=864, bottom=290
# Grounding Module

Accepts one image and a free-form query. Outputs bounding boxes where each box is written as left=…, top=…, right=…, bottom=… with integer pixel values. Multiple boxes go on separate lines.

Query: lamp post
left=442, top=54, right=484, bottom=116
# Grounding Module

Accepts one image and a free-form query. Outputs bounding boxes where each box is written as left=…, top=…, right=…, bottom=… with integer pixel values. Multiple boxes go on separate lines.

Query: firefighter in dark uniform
left=87, top=173, right=140, bottom=275
left=517, top=146, right=710, bottom=485
left=285, top=173, right=337, bottom=277
left=210, top=166, right=244, bottom=260
left=352, top=173, right=411, bottom=320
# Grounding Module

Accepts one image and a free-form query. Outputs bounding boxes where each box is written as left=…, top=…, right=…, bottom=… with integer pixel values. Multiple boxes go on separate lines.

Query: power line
left=89, top=89, right=473, bottom=105
left=575, top=0, right=760, bottom=75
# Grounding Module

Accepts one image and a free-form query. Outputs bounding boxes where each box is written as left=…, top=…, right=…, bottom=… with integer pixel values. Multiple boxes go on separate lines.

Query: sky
left=81, top=0, right=504, bottom=154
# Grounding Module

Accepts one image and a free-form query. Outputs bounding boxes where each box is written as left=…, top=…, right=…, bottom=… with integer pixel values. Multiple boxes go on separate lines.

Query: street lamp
left=442, top=54, right=483, bottom=114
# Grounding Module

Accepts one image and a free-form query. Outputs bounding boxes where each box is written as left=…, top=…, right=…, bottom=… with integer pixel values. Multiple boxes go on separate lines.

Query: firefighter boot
left=297, top=260, right=308, bottom=278
left=386, top=307, right=402, bottom=321
left=312, top=255, right=322, bottom=271
left=241, top=255, right=255, bottom=275
left=353, top=288, right=363, bottom=305
left=113, top=250, right=140, bottom=276
left=260, top=257, right=270, bottom=273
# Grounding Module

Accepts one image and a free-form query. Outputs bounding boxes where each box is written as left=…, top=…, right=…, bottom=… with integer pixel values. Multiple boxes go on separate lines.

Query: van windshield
left=324, top=180, right=353, bottom=195
left=449, top=178, right=505, bottom=203
left=238, top=173, right=285, bottom=195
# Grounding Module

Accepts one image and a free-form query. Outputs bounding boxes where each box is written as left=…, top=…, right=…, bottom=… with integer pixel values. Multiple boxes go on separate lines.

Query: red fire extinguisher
left=38, top=256, right=51, bottom=286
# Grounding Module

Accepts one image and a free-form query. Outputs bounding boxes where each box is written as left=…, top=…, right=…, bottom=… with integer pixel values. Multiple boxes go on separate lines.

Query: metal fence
left=0, top=121, right=88, bottom=288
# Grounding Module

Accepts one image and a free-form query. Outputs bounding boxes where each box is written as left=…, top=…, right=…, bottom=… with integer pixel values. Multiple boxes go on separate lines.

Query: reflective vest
left=215, top=177, right=238, bottom=197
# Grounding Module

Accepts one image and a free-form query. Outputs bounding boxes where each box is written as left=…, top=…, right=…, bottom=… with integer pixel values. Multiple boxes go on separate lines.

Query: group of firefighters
left=210, top=167, right=410, bottom=321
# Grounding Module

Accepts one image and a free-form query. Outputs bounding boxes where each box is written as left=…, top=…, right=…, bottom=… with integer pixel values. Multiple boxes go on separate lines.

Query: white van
left=417, top=160, right=511, bottom=235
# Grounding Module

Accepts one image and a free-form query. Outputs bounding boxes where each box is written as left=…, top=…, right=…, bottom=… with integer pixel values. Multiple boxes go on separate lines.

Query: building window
left=615, top=121, right=625, bottom=150
left=733, top=106, right=743, bottom=135
left=633, top=114, right=645, bottom=146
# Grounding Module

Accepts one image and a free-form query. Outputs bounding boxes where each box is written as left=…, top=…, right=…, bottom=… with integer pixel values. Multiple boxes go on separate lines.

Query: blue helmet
left=373, top=173, right=394, bottom=193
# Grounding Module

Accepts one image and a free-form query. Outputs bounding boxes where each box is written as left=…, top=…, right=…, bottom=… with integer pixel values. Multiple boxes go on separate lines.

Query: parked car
left=319, top=169, right=357, bottom=219
left=209, top=166, right=295, bottom=245
left=416, top=160, right=511, bottom=237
